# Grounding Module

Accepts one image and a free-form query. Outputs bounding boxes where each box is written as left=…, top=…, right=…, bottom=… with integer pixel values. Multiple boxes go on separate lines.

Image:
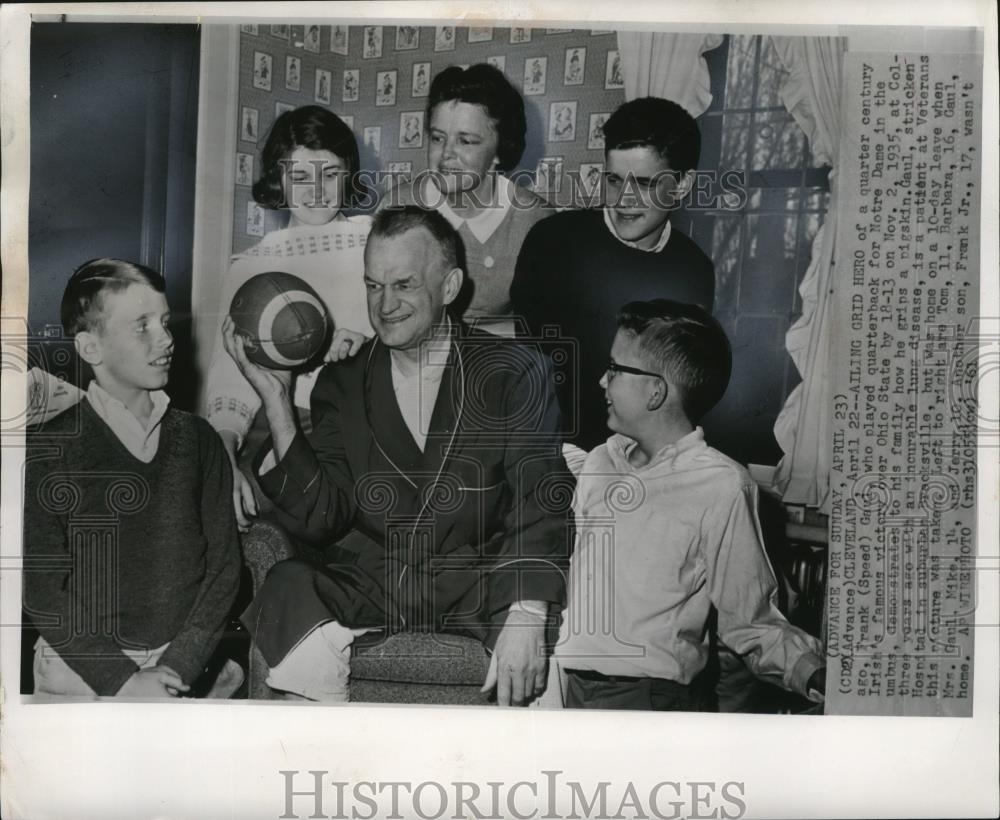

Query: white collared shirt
left=555, top=427, right=824, bottom=697
left=389, top=321, right=453, bottom=452
left=422, top=172, right=513, bottom=244
left=602, top=208, right=673, bottom=253
left=86, top=381, right=170, bottom=462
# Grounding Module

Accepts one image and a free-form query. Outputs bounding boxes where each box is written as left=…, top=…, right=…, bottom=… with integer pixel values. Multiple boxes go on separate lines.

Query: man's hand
left=218, top=430, right=258, bottom=532
left=481, top=605, right=549, bottom=706
left=117, top=665, right=190, bottom=698
left=229, top=465, right=258, bottom=532
left=222, top=316, right=298, bottom=461
left=222, top=316, right=294, bottom=406
left=324, top=328, right=369, bottom=363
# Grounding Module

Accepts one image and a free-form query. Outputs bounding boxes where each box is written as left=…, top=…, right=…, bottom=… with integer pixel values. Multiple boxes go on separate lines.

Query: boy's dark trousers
left=564, top=669, right=711, bottom=711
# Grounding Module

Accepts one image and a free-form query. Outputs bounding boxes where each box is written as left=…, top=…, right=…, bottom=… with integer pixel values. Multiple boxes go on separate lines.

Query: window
left=682, top=34, right=832, bottom=465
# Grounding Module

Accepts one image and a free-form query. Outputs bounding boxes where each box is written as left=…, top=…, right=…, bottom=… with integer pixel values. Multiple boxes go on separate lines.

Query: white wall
left=191, top=24, right=240, bottom=407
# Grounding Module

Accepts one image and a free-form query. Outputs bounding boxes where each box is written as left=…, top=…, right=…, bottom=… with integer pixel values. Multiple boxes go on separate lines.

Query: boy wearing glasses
left=551, top=300, right=825, bottom=710
left=512, top=97, right=714, bottom=450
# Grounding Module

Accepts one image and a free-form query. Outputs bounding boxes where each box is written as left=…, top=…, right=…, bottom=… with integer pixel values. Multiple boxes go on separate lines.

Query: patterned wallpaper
left=232, top=24, right=625, bottom=253
left=228, top=25, right=829, bottom=466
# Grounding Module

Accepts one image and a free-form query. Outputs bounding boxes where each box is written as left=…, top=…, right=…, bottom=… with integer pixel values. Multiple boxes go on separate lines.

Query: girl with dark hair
left=204, top=106, right=373, bottom=529
left=387, top=63, right=551, bottom=337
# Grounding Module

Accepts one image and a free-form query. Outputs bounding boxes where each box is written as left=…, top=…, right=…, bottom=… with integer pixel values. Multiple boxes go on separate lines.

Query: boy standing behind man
left=24, top=259, right=241, bottom=698
left=512, top=97, right=715, bottom=450
left=554, top=300, right=825, bottom=710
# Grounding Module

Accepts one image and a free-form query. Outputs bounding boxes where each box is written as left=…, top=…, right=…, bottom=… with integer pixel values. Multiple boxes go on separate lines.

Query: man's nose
left=621, top=188, right=643, bottom=208
left=598, top=371, right=609, bottom=389
left=380, top=288, right=400, bottom=314
left=442, top=136, right=457, bottom=160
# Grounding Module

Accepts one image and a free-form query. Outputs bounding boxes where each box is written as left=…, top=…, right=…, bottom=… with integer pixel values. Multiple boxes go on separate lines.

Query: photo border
left=0, top=5, right=996, bottom=820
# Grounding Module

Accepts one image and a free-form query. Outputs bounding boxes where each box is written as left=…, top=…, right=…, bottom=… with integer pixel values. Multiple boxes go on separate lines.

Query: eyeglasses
left=605, top=360, right=664, bottom=382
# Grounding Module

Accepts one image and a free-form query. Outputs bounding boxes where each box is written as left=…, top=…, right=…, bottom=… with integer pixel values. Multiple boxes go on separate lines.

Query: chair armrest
left=353, top=632, right=491, bottom=685
left=241, top=517, right=331, bottom=593
left=240, top=519, right=297, bottom=592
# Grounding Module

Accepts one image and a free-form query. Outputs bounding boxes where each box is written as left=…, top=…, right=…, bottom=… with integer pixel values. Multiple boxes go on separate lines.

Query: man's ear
left=674, top=169, right=696, bottom=204
left=74, top=331, right=102, bottom=367
left=442, top=267, right=464, bottom=306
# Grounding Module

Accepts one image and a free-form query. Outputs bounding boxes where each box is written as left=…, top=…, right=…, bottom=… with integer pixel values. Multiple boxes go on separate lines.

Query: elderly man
left=225, top=206, right=571, bottom=704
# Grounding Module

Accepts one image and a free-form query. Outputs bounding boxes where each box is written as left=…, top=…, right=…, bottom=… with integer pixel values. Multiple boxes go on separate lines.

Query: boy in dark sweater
left=511, top=97, right=715, bottom=450
left=24, top=259, right=241, bottom=698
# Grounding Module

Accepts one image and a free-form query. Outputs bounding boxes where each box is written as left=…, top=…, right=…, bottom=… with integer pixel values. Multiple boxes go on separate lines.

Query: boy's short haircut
left=617, top=299, right=731, bottom=422
left=602, top=97, right=701, bottom=175
left=370, top=205, right=463, bottom=272
left=61, top=258, right=166, bottom=336
left=253, top=105, right=364, bottom=209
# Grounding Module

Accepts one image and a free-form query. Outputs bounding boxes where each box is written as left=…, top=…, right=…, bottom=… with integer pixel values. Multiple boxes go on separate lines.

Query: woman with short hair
left=387, top=63, right=551, bottom=337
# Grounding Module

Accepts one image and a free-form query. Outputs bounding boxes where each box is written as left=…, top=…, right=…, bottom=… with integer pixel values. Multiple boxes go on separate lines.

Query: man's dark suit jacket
left=242, top=320, right=573, bottom=665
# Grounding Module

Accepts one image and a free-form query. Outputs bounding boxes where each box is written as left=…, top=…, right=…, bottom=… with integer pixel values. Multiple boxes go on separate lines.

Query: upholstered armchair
left=239, top=519, right=492, bottom=704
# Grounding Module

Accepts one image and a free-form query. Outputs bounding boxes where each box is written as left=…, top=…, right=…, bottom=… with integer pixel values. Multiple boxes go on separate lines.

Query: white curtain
left=617, top=32, right=725, bottom=116
left=768, top=36, right=847, bottom=511
left=617, top=31, right=846, bottom=510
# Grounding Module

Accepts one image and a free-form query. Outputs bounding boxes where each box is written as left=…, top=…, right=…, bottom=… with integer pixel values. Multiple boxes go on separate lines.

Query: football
left=229, top=271, right=329, bottom=369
